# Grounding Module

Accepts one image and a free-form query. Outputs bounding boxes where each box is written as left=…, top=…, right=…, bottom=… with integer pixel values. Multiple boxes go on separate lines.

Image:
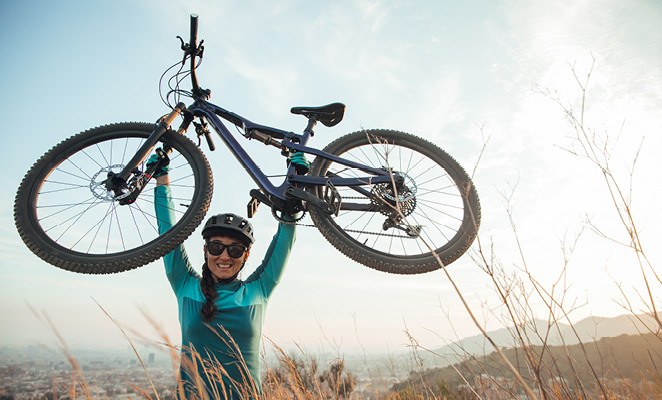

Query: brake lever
left=176, top=36, right=204, bottom=65
left=177, top=36, right=190, bottom=65
left=176, top=35, right=187, bottom=50
left=197, top=40, right=205, bottom=57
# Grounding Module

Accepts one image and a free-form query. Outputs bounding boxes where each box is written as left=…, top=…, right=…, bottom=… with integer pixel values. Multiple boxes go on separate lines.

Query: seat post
left=303, top=117, right=318, bottom=141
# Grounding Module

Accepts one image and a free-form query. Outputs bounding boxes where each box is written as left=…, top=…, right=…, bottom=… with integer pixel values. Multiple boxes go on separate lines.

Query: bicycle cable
left=159, top=59, right=186, bottom=109
left=159, top=50, right=204, bottom=109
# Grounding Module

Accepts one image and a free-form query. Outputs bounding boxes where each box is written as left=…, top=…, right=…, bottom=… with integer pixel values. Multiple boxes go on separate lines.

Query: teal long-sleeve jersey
left=154, top=185, right=296, bottom=398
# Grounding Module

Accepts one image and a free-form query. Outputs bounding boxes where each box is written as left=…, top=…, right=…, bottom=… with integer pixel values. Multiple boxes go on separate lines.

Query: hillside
left=394, top=332, right=662, bottom=397
left=418, top=312, right=660, bottom=369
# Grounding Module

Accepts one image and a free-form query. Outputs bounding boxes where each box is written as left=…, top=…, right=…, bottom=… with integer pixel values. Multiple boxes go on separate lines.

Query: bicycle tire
left=14, top=122, right=213, bottom=274
left=307, top=129, right=480, bottom=274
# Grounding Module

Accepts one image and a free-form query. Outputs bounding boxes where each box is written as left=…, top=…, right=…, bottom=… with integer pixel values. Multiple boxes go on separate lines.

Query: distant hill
left=291, top=312, right=660, bottom=387
left=419, top=312, right=660, bottom=369
left=393, top=332, right=662, bottom=397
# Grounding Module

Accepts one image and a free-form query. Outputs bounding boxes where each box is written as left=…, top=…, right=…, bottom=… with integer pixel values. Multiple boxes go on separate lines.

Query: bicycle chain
left=281, top=196, right=416, bottom=239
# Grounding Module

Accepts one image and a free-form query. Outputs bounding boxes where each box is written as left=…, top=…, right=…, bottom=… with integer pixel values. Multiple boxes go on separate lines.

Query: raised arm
left=154, top=182, right=199, bottom=295
left=244, top=222, right=296, bottom=298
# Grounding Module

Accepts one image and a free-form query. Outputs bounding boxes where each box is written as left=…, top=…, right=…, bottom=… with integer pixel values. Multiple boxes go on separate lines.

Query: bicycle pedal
left=324, top=181, right=342, bottom=216
left=247, top=198, right=260, bottom=218
left=247, top=189, right=272, bottom=218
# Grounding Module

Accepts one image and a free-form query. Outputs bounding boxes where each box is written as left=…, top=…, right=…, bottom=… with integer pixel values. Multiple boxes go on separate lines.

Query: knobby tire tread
left=308, top=129, right=481, bottom=275
left=14, top=122, right=213, bottom=274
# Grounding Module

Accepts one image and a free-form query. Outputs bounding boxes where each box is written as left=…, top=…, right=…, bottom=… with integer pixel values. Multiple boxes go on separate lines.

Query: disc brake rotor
left=90, top=164, right=131, bottom=201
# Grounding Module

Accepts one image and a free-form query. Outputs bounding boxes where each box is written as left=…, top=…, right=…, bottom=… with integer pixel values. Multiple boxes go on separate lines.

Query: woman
left=151, top=152, right=304, bottom=399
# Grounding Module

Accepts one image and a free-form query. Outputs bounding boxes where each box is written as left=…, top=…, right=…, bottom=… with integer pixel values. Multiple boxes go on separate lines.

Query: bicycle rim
left=14, top=122, right=212, bottom=273
left=308, top=129, right=480, bottom=274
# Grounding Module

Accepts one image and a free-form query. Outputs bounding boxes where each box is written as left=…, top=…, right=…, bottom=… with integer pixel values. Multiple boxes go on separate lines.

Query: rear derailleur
left=382, top=217, right=422, bottom=238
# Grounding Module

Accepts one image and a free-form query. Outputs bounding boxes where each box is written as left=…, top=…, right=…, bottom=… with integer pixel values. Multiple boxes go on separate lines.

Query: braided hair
left=200, top=261, right=218, bottom=321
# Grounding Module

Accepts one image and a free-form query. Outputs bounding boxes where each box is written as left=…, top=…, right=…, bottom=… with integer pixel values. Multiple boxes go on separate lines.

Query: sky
left=1, top=0, right=661, bottom=359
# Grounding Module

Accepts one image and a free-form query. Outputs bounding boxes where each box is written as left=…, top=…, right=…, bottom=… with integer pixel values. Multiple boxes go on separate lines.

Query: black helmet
left=202, top=213, right=255, bottom=244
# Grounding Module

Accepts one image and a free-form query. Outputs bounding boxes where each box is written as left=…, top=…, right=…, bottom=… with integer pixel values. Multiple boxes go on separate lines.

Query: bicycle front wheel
left=308, top=129, right=480, bottom=274
left=14, top=122, right=213, bottom=274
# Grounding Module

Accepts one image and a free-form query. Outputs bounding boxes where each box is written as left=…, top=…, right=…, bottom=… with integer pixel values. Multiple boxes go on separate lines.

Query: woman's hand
left=147, top=152, right=170, bottom=186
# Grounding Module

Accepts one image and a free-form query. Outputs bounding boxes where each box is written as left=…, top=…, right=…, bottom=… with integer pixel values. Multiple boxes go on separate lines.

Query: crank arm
left=285, top=186, right=341, bottom=216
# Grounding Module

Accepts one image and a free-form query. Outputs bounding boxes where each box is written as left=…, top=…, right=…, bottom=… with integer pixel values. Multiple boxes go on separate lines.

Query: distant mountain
left=393, top=332, right=662, bottom=397
left=419, top=312, right=659, bottom=369
left=274, top=313, right=660, bottom=383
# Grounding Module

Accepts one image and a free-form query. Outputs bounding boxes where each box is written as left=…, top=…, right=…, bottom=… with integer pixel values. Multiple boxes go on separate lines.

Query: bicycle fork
left=104, top=103, right=186, bottom=204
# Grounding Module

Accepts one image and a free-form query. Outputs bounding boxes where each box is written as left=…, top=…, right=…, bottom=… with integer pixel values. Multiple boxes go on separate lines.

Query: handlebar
left=188, top=13, right=205, bottom=98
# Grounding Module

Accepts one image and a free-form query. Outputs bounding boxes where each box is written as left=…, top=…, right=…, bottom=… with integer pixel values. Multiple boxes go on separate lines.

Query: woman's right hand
left=147, top=151, right=170, bottom=186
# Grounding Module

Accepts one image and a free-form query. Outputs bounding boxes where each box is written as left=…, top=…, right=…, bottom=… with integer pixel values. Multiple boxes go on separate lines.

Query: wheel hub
left=370, top=172, right=417, bottom=217
left=90, top=164, right=130, bottom=201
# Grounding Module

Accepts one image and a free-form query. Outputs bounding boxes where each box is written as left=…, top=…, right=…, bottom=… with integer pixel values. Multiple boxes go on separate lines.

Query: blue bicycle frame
left=186, top=98, right=400, bottom=210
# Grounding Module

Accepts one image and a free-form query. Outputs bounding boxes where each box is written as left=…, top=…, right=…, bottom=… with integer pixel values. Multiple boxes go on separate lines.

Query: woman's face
left=204, top=235, right=250, bottom=282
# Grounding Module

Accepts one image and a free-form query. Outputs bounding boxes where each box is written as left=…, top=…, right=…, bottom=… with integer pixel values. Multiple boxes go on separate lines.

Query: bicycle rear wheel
left=308, top=129, right=480, bottom=274
left=14, top=122, right=213, bottom=274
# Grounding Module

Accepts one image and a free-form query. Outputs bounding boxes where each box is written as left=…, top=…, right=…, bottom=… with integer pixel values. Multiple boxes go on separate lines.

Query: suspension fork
left=105, top=103, right=186, bottom=202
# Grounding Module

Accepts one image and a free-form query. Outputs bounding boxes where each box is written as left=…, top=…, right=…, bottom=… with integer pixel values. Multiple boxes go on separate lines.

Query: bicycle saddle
left=291, top=103, right=346, bottom=127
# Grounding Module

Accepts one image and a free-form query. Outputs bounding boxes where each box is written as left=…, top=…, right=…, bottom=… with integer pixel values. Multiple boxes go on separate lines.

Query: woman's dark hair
left=200, top=228, right=251, bottom=321
left=200, top=262, right=218, bottom=321
left=200, top=261, right=218, bottom=322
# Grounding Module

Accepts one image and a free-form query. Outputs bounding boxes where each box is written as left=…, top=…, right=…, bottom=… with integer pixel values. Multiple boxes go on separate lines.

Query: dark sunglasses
left=206, top=241, right=247, bottom=259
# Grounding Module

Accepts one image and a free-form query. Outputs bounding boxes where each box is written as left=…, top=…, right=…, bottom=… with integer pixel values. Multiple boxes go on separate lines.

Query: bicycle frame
left=187, top=98, right=401, bottom=210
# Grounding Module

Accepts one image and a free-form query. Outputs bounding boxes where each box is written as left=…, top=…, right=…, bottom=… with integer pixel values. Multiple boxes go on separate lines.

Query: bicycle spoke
left=63, top=157, right=95, bottom=182
left=37, top=197, right=99, bottom=221
left=32, top=132, right=201, bottom=255
left=316, top=137, right=468, bottom=257
left=39, top=182, right=92, bottom=194
left=53, top=167, right=93, bottom=183
left=52, top=197, right=106, bottom=245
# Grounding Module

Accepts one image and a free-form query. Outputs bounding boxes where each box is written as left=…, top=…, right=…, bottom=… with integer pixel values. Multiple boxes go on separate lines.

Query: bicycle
left=14, top=14, right=481, bottom=275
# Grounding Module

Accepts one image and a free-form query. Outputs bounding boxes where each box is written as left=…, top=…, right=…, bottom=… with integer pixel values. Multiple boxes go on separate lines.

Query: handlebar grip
left=189, top=13, right=203, bottom=97
left=190, top=13, right=199, bottom=47
left=204, top=131, right=216, bottom=151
